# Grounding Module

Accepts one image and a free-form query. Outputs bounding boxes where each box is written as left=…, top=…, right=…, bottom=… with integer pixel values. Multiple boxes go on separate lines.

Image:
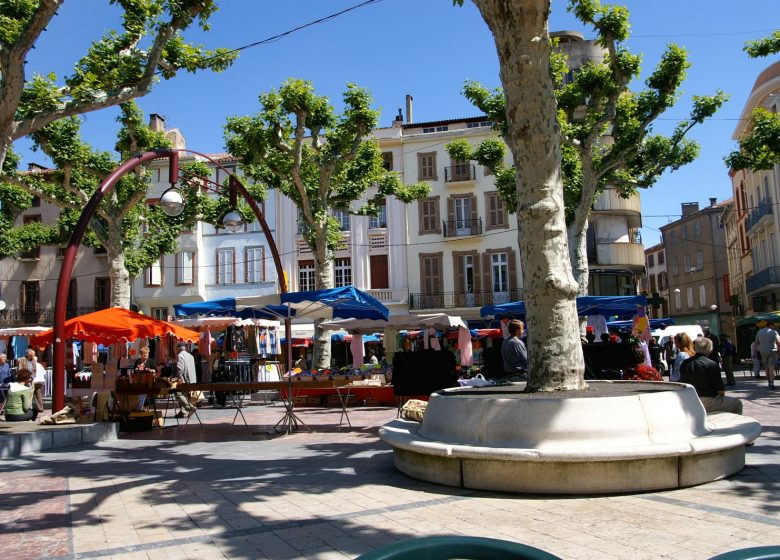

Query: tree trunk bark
left=569, top=220, right=589, bottom=297
left=474, top=0, right=585, bottom=391
left=102, top=216, right=130, bottom=309
left=312, top=228, right=334, bottom=370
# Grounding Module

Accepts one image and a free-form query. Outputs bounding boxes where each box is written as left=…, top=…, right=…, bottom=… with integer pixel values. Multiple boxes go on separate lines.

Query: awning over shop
left=480, top=295, right=648, bottom=319
left=735, top=310, right=780, bottom=328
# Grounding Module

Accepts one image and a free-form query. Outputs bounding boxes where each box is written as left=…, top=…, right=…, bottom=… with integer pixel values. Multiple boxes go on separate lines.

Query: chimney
left=392, top=108, right=403, bottom=128
left=709, top=197, right=717, bottom=207
left=681, top=202, right=699, bottom=217
left=149, top=113, right=166, bottom=132
left=405, top=94, right=413, bottom=124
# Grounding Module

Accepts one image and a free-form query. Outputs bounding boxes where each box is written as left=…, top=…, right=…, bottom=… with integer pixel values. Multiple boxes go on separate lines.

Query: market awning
left=0, top=326, right=51, bottom=337
left=320, top=313, right=466, bottom=334
left=480, top=295, right=648, bottom=319
left=736, top=310, right=780, bottom=328
left=30, top=307, right=199, bottom=345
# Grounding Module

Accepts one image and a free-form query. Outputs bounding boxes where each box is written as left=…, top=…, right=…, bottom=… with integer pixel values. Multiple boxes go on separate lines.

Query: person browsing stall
left=4, top=368, right=39, bottom=422
left=501, top=319, right=528, bottom=379
left=17, top=349, right=46, bottom=412
left=173, top=343, right=196, bottom=418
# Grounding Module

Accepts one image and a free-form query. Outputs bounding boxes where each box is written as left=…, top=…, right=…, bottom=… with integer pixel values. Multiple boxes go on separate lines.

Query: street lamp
left=159, top=187, right=185, bottom=217
left=221, top=209, right=243, bottom=232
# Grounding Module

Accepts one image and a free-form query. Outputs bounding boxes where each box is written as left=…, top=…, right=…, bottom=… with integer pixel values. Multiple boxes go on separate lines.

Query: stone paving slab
left=0, top=376, right=777, bottom=559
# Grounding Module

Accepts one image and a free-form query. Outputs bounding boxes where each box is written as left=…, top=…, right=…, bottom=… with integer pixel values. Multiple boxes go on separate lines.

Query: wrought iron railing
left=442, top=218, right=483, bottom=238
left=409, top=289, right=522, bottom=310
left=444, top=164, right=476, bottom=182
left=0, top=306, right=103, bottom=328
left=746, top=266, right=780, bottom=294
left=746, top=197, right=773, bottom=231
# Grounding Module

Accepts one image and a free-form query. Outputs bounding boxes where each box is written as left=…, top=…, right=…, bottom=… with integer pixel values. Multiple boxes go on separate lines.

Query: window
left=682, top=226, right=688, bottom=240
left=764, top=175, right=770, bottom=201
left=67, top=279, right=77, bottom=313
left=649, top=274, right=657, bottom=292
left=699, top=285, right=706, bottom=308
left=297, top=207, right=309, bottom=236
left=334, top=258, right=352, bottom=287
left=466, top=121, right=492, bottom=128
left=21, top=281, right=39, bottom=313
left=56, top=247, right=66, bottom=259
left=694, top=221, right=701, bottom=239
left=418, top=152, right=437, bottom=180
left=670, top=231, right=677, bottom=246
left=696, top=250, right=704, bottom=270
left=151, top=307, right=168, bottom=321
left=659, top=272, right=667, bottom=290
left=672, top=257, right=679, bottom=276
left=485, top=192, right=507, bottom=230
left=423, top=125, right=448, bottom=133
left=674, top=290, right=682, bottom=311
left=658, top=251, right=665, bottom=265
left=686, top=287, right=693, bottom=309
left=144, top=258, right=163, bottom=287
left=491, top=252, right=509, bottom=293
left=95, top=278, right=110, bottom=309
left=419, top=197, right=440, bottom=234
left=684, top=254, right=691, bottom=273
left=31, top=196, right=40, bottom=208
left=647, top=254, right=655, bottom=268
left=298, top=260, right=315, bottom=291
left=93, top=246, right=107, bottom=255
left=369, top=201, right=387, bottom=229
left=245, top=246, right=265, bottom=283
left=176, top=251, right=195, bottom=285
left=245, top=218, right=261, bottom=233
left=216, top=248, right=235, bottom=284
left=381, top=152, right=393, bottom=171
left=332, top=209, right=350, bottom=231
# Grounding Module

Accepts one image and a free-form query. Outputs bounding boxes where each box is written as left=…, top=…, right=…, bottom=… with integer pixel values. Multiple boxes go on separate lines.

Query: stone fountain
left=379, top=381, right=761, bottom=494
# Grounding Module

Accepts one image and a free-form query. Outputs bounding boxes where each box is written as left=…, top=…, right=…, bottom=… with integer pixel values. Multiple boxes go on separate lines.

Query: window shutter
left=418, top=200, right=425, bottom=235
left=455, top=255, right=464, bottom=305
left=473, top=251, right=482, bottom=295
left=471, top=195, right=478, bottom=230
left=447, top=197, right=455, bottom=231
left=482, top=253, right=492, bottom=301
left=508, top=249, right=518, bottom=292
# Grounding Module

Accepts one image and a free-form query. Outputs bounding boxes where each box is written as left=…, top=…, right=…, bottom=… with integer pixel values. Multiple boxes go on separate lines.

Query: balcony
left=444, top=164, right=476, bottom=183
left=366, top=288, right=407, bottom=304
left=591, top=189, right=641, bottom=228
left=593, top=241, right=645, bottom=269
left=746, top=197, right=773, bottom=232
left=0, top=307, right=103, bottom=328
left=409, top=289, right=523, bottom=310
left=442, top=218, right=483, bottom=238
left=746, top=266, right=780, bottom=294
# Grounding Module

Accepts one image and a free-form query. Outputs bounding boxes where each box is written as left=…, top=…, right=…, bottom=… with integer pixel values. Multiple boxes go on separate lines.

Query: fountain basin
left=379, top=381, right=761, bottom=494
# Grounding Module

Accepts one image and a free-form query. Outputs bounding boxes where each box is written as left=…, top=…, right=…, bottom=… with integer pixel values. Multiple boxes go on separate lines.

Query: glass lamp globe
left=222, top=210, right=243, bottom=233
left=160, top=188, right=185, bottom=217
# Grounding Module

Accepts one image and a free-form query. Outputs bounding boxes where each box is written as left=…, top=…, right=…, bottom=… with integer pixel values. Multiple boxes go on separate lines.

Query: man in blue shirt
left=501, top=320, right=528, bottom=379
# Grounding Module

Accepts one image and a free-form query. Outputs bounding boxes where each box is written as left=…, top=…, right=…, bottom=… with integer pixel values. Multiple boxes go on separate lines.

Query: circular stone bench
left=379, top=381, right=761, bottom=494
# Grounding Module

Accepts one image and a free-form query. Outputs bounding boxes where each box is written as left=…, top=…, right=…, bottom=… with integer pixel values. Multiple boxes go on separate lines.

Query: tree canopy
left=0, top=0, right=236, bottom=173
left=449, top=0, right=725, bottom=293
left=225, top=78, right=429, bottom=368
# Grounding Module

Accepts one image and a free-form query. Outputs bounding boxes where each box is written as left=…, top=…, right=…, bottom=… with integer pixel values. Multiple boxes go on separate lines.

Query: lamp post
left=51, top=149, right=289, bottom=412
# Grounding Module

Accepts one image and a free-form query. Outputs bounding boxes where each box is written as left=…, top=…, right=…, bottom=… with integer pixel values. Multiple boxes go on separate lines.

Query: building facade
left=731, top=60, right=780, bottom=316
left=661, top=199, right=733, bottom=335
left=641, top=243, right=669, bottom=319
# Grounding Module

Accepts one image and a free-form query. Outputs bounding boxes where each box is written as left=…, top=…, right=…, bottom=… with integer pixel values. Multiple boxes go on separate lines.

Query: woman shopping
left=4, top=368, right=39, bottom=422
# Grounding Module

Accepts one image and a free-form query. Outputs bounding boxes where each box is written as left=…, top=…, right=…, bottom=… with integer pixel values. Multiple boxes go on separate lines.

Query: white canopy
left=0, top=326, right=52, bottom=337
left=172, top=316, right=280, bottom=332
left=320, top=313, right=467, bottom=334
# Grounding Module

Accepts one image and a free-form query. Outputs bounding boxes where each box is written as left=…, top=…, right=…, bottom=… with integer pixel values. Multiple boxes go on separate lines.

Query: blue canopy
left=481, top=295, right=648, bottom=319
left=173, top=296, right=290, bottom=319
left=607, top=317, right=676, bottom=330
left=174, top=286, right=389, bottom=322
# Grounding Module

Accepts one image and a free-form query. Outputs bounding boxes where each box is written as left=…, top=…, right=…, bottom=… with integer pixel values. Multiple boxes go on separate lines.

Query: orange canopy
left=30, top=307, right=199, bottom=346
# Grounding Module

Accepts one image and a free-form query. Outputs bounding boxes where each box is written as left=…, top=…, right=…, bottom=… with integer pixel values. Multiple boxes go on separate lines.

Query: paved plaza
left=1, top=376, right=778, bottom=560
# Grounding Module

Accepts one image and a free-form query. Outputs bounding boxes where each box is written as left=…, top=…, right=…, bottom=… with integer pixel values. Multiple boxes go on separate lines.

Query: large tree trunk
left=475, top=0, right=585, bottom=391
left=312, top=228, right=334, bottom=370
left=569, top=220, right=589, bottom=297
left=105, top=220, right=130, bottom=308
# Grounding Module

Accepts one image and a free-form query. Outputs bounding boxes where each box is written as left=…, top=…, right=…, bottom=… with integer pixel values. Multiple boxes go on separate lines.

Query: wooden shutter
left=509, top=249, right=518, bottom=293
left=482, top=253, right=492, bottom=301
left=471, top=195, right=478, bottom=232
left=369, top=255, right=389, bottom=289
left=418, top=200, right=425, bottom=235
left=454, top=254, right=464, bottom=306
left=447, top=197, right=455, bottom=235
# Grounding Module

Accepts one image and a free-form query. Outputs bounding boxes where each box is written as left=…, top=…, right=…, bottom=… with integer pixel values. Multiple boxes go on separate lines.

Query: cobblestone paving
left=1, top=375, right=778, bottom=560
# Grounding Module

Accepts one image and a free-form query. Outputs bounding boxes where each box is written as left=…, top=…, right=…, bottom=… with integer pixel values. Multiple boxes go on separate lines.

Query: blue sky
left=16, top=0, right=779, bottom=246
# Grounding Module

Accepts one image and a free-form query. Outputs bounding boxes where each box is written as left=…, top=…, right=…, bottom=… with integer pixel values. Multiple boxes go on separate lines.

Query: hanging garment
left=0, top=338, right=7, bottom=356
left=350, top=334, right=364, bottom=369
left=500, top=318, right=510, bottom=340
left=12, top=336, right=28, bottom=361
left=384, top=327, right=399, bottom=365
left=458, top=327, right=473, bottom=367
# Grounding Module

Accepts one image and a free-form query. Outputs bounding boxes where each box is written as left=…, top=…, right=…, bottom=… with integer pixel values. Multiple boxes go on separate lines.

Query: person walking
left=174, top=343, right=196, bottom=417
left=751, top=339, right=762, bottom=378
left=680, top=337, right=742, bottom=414
left=755, top=321, right=779, bottom=389
left=720, top=333, right=737, bottom=386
